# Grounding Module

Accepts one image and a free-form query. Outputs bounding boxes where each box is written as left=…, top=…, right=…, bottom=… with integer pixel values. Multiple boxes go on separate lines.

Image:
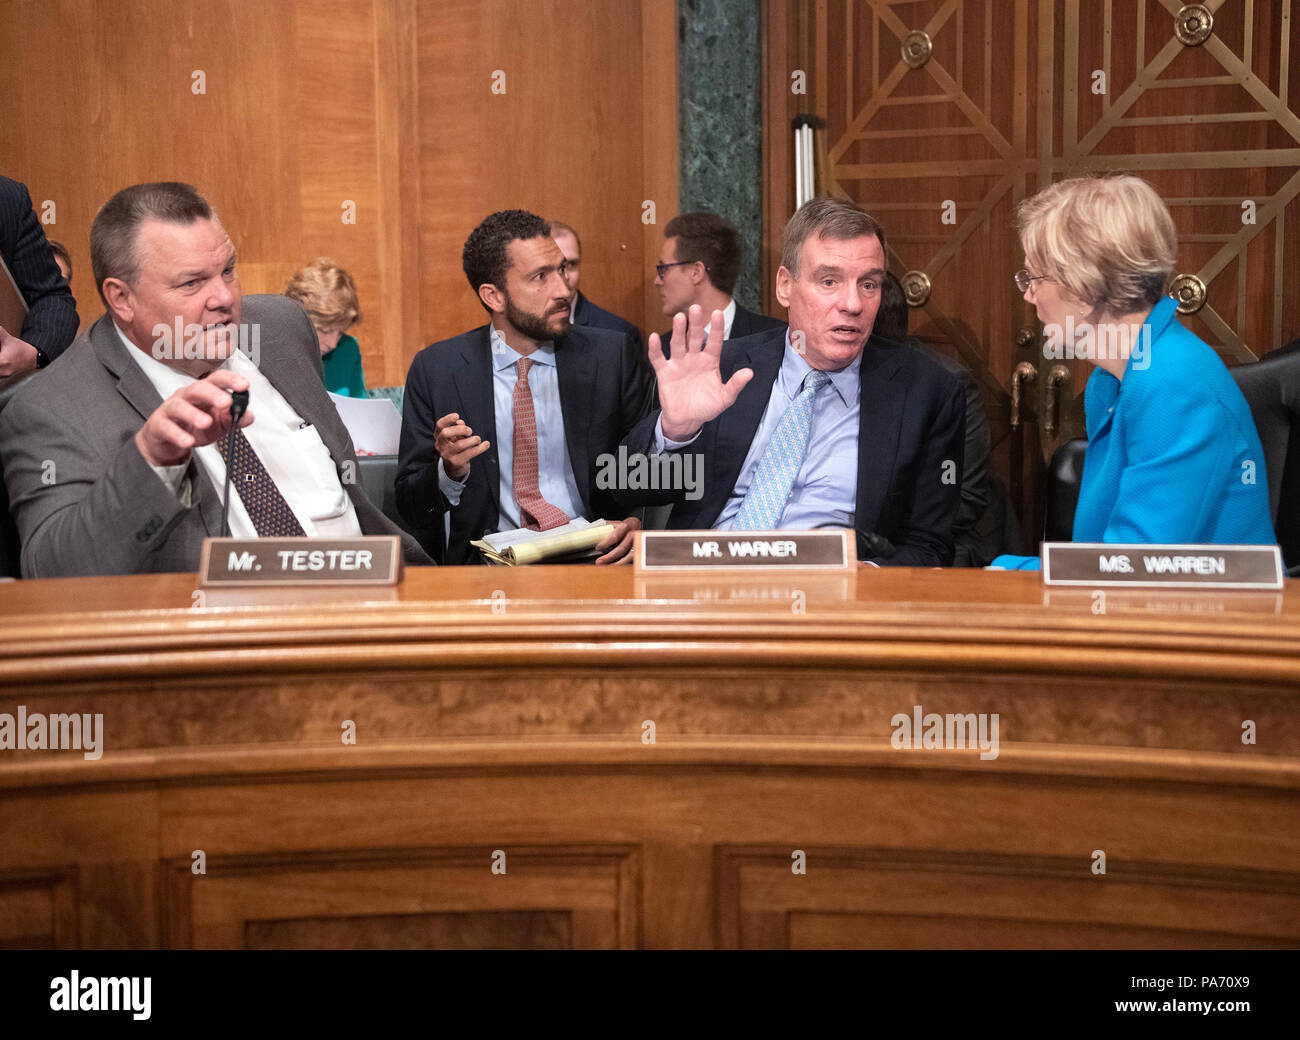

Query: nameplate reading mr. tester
left=200, top=536, right=402, bottom=586
left=635, top=529, right=853, bottom=572
left=1042, top=542, right=1284, bottom=589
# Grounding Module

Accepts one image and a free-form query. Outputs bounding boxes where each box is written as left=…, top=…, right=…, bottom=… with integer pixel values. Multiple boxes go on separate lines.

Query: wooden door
left=765, top=0, right=1300, bottom=547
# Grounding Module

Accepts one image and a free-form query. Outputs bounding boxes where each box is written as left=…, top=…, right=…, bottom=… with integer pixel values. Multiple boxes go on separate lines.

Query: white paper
left=328, top=393, right=402, bottom=455
left=481, top=517, right=594, bottom=551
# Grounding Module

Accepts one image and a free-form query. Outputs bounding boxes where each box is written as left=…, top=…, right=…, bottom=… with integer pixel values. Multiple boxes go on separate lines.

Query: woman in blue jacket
left=993, top=175, right=1274, bottom=570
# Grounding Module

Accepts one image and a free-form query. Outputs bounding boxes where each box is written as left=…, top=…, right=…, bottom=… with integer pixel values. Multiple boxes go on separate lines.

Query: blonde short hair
left=1017, top=175, right=1177, bottom=315
left=284, top=258, right=360, bottom=330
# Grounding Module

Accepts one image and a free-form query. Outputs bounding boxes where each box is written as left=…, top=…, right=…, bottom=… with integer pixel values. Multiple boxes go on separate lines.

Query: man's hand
left=134, top=369, right=253, bottom=468
left=0, top=324, right=40, bottom=383
left=435, top=412, right=491, bottom=481
left=649, top=304, right=753, bottom=442
left=594, top=515, right=641, bottom=565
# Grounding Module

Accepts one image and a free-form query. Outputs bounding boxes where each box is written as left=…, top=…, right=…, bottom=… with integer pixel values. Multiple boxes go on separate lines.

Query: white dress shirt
left=120, top=324, right=362, bottom=538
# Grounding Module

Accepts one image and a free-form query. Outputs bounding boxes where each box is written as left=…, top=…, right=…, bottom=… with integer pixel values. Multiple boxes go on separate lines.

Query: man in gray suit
left=0, top=182, right=429, bottom=577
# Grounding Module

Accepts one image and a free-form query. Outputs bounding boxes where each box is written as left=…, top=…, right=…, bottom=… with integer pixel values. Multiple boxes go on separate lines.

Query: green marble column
left=677, top=0, right=764, bottom=312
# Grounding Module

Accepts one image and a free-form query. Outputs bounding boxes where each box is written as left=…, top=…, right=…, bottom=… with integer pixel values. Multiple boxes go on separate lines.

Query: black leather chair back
left=1232, top=342, right=1300, bottom=569
left=1044, top=438, right=1088, bottom=544
left=356, top=454, right=444, bottom=563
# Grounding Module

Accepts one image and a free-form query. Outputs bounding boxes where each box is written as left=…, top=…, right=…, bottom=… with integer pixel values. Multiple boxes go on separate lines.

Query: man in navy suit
left=616, top=197, right=965, bottom=566
left=550, top=219, right=642, bottom=352
left=0, top=174, right=79, bottom=381
left=655, top=211, right=784, bottom=349
left=397, top=210, right=655, bottom=565
left=0, top=175, right=80, bottom=577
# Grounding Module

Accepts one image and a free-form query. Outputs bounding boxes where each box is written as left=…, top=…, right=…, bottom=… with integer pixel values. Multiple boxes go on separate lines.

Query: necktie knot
left=516, top=357, right=533, bottom=382
left=804, top=369, right=830, bottom=393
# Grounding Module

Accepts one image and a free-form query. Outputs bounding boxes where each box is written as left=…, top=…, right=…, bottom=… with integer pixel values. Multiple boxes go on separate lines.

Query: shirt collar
left=113, top=320, right=248, bottom=390
left=779, top=330, right=861, bottom=406
left=489, top=323, right=556, bottom=372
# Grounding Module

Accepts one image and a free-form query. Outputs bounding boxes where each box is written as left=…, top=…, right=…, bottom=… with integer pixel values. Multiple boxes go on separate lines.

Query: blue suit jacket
left=994, top=296, right=1275, bottom=570
left=615, top=326, right=966, bottom=566
left=396, top=323, right=655, bottom=564
left=572, top=292, right=642, bottom=353
left=1074, top=296, right=1274, bottom=544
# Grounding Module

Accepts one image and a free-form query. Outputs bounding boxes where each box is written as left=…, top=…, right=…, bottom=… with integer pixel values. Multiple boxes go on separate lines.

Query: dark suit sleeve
left=395, top=349, right=450, bottom=530
left=610, top=407, right=698, bottom=508
left=877, top=378, right=966, bottom=567
left=0, top=179, right=78, bottom=360
left=951, top=369, right=993, bottom=564
left=619, top=331, right=656, bottom=433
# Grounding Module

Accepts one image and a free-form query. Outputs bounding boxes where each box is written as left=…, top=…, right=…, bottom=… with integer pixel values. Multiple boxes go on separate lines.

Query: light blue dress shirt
left=657, top=333, right=861, bottom=530
left=439, top=325, right=585, bottom=531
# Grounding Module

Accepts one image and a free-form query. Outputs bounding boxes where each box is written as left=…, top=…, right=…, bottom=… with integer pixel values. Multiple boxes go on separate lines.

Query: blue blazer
left=396, top=323, right=655, bottom=564
left=615, top=326, right=967, bottom=566
left=1075, top=296, right=1273, bottom=544
left=572, top=292, right=642, bottom=353
left=994, top=296, right=1275, bottom=569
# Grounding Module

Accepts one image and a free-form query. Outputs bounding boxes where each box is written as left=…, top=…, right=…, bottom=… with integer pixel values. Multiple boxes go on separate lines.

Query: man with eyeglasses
left=654, top=212, right=783, bottom=350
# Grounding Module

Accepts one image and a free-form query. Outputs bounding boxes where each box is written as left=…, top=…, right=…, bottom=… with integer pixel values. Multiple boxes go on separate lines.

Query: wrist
left=134, top=429, right=190, bottom=469
left=661, top=418, right=701, bottom=442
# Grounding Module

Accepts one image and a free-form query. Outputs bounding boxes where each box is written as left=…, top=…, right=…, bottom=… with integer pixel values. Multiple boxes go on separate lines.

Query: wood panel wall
left=0, top=0, right=677, bottom=387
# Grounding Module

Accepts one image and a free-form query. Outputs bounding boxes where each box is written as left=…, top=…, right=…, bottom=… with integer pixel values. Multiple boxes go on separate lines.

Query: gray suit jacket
left=0, top=294, right=429, bottom=577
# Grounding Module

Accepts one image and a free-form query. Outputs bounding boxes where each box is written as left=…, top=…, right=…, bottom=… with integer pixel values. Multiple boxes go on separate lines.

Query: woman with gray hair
left=992, top=175, right=1274, bottom=569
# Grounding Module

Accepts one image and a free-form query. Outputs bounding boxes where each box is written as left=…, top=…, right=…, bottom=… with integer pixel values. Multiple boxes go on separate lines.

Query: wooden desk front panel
left=0, top=568, right=1296, bottom=949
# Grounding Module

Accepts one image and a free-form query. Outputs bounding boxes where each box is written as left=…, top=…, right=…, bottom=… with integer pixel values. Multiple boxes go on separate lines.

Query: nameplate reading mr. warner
left=1042, top=542, right=1284, bottom=589
left=635, top=529, right=853, bottom=572
left=200, top=536, right=402, bottom=586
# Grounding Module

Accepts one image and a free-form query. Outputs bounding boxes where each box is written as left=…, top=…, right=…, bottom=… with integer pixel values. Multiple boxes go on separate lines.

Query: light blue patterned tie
left=734, top=369, right=831, bottom=529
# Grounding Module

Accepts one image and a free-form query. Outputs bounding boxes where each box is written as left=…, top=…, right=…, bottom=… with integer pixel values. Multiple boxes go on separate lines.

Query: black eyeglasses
left=1014, top=268, right=1049, bottom=293
left=655, top=259, right=701, bottom=279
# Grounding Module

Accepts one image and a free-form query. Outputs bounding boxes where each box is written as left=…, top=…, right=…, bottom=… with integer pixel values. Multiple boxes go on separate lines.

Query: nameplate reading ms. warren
left=635, top=529, right=853, bottom=572
left=1042, top=542, right=1284, bottom=589
left=200, top=536, right=402, bottom=586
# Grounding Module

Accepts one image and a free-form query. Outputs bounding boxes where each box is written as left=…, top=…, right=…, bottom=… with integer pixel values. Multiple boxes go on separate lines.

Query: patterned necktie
left=226, top=428, right=306, bottom=537
left=734, top=369, right=831, bottom=530
left=511, top=357, right=570, bottom=531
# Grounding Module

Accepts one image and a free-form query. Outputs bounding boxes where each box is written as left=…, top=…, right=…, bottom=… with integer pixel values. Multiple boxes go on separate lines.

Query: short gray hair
left=90, top=182, right=213, bottom=305
left=780, top=197, right=885, bottom=276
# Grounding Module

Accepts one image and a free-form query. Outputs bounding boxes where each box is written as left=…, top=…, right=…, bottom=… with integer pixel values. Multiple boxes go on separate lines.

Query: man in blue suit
left=614, top=198, right=966, bottom=566
left=550, top=219, right=642, bottom=352
left=397, top=210, right=655, bottom=565
left=0, top=174, right=79, bottom=379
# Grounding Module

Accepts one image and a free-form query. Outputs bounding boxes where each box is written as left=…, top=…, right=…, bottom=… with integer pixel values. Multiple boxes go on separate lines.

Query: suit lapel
left=702, top=331, right=784, bottom=523
left=855, top=338, right=906, bottom=530
left=453, top=327, right=501, bottom=516
left=556, top=330, right=595, bottom=513
left=91, top=316, right=227, bottom=535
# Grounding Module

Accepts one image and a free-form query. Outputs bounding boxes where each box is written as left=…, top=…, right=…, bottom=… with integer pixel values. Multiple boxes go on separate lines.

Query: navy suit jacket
left=397, top=323, right=656, bottom=565
left=657, top=301, right=785, bottom=354
left=0, top=175, right=78, bottom=361
left=572, top=292, right=642, bottom=353
left=616, top=326, right=966, bottom=566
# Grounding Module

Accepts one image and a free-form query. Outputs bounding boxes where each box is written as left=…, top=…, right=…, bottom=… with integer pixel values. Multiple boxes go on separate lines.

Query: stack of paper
left=472, top=518, right=615, bottom=566
left=328, top=392, right=402, bottom=455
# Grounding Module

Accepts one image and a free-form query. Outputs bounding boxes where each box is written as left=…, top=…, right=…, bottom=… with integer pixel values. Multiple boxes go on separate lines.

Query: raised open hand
left=648, top=304, right=753, bottom=441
